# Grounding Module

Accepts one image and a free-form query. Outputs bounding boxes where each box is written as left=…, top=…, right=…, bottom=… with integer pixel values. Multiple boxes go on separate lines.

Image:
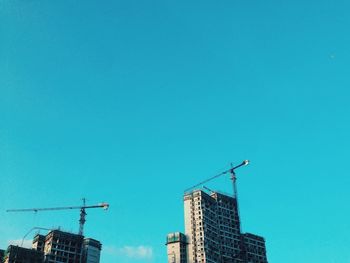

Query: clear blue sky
left=1, top=0, right=349, bottom=262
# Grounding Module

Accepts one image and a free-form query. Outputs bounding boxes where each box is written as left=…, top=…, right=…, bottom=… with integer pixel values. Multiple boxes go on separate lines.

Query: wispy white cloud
left=104, top=245, right=153, bottom=260
left=8, top=239, right=32, bottom=248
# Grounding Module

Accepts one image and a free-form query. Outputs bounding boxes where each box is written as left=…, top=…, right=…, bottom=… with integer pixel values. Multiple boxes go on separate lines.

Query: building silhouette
left=3, top=245, right=44, bottom=263
left=0, top=249, right=5, bottom=262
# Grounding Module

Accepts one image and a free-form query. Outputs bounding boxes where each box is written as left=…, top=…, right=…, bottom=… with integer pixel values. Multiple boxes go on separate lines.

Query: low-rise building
left=166, top=232, right=187, bottom=263
left=3, top=245, right=44, bottom=263
left=82, top=238, right=102, bottom=263
left=3, top=229, right=103, bottom=263
left=242, top=233, right=268, bottom=263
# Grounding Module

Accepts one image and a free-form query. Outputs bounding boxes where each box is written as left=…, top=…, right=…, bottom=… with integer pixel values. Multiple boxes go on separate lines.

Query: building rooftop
left=166, top=232, right=187, bottom=245
left=84, top=238, right=102, bottom=250
left=45, top=229, right=84, bottom=241
left=184, top=188, right=235, bottom=201
left=243, top=232, right=266, bottom=242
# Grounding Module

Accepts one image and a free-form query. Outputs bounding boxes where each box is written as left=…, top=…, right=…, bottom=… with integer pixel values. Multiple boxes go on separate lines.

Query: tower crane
left=6, top=199, right=109, bottom=236
left=184, top=160, right=250, bottom=231
left=184, top=160, right=249, bottom=195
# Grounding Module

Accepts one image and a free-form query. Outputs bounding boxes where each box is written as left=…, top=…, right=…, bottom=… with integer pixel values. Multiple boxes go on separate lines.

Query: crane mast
left=6, top=199, right=109, bottom=236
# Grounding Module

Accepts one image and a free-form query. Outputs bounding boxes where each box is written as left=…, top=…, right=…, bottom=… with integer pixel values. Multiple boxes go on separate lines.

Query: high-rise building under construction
left=166, top=161, right=268, bottom=263
left=184, top=190, right=242, bottom=263
left=167, top=189, right=268, bottom=263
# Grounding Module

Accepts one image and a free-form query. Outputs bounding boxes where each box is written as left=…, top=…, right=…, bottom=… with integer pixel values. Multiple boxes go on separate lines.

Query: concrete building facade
left=1, top=229, right=102, bottom=263
left=43, top=230, right=84, bottom=263
left=184, top=190, right=242, bottom=263
left=166, top=232, right=187, bottom=263
left=32, top=234, right=46, bottom=252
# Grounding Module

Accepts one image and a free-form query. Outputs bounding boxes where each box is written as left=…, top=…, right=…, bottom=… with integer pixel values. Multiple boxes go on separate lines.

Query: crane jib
left=6, top=202, right=109, bottom=236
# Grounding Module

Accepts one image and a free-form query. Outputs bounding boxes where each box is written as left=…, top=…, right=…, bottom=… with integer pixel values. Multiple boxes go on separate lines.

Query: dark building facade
left=3, top=245, right=44, bottom=263
left=0, top=249, right=5, bottom=262
left=242, top=233, right=268, bottom=263
left=82, top=238, right=102, bottom=263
